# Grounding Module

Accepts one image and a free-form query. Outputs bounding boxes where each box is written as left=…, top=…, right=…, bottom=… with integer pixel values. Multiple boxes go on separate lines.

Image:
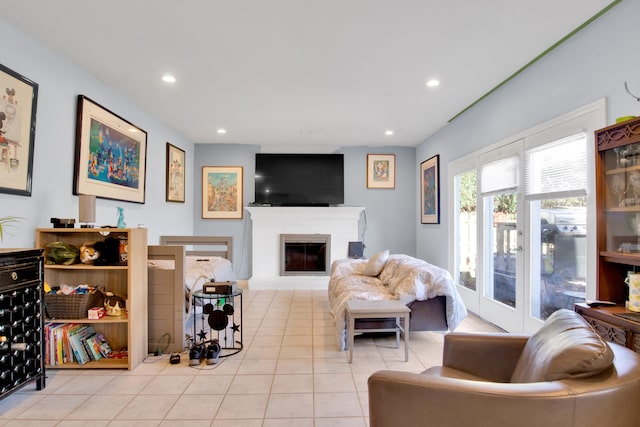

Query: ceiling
left=1, top=1, right=616, bottom=149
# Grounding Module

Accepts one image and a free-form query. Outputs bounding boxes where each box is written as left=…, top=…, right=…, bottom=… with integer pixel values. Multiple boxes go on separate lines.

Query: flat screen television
left=254, top=153, right=344, bottom=206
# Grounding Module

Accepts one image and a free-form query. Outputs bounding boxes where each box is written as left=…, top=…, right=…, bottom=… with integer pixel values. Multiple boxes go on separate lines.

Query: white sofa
left=328, top=251, right=468, bottom=351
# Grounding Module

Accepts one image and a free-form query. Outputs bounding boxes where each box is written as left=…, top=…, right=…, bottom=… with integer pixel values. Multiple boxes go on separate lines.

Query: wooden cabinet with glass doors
left=596, top=116, right=640, bottom=303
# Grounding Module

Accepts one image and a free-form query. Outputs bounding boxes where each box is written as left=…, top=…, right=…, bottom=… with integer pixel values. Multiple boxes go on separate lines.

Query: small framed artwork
left=202, top=166, right=243, bottom=219
left=166, top=142, right=185, bottom=203
left=421, top=154, right=440, bottom=224
left=73, top=95, right=147, bottom=203
left=0, top=63, right=39, bottom=196
left=367, top=154, right=395, bottom=189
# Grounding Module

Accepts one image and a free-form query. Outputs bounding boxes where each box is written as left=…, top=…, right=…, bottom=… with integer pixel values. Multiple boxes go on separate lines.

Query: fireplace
left=280, top=234, right=330, bottom=276
left=246, top=206, right=364, bottom=290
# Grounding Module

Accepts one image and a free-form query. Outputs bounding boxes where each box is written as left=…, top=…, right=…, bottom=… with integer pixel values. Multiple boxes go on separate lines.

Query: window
left=526, top=133, right=587, bottom=320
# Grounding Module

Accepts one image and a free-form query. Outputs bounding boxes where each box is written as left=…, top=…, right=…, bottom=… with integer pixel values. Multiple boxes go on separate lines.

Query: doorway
left=449, top=101, right=602, bottom=333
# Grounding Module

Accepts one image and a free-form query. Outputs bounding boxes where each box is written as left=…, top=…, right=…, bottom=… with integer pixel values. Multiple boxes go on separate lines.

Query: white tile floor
left=0, top=289, right=501, bottom=426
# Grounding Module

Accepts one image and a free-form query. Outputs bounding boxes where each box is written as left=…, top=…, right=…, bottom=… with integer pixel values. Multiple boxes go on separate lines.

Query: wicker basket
left=45, top=290, right=105, bottom=319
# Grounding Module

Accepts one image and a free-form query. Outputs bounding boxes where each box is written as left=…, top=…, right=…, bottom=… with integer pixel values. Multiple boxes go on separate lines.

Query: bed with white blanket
left=147, top=236, right=236, bottom=353
left=328, top=252, right=467, bottom=351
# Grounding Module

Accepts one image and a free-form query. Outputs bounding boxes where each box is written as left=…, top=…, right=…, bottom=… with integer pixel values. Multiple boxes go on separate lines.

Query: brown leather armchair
left=368, top=310, right=640, bottom=427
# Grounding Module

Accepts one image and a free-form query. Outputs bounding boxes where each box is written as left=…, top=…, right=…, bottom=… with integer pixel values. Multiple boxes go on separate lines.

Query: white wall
left=0, top=18, right=195, bottom=249
left=416, top=0, right=640, bottom=267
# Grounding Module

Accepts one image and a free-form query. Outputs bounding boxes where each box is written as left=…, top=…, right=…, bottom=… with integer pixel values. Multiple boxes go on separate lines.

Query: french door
left=477, top=141, right=525, bottom=330
left=449, top=101, right=602, bottom=333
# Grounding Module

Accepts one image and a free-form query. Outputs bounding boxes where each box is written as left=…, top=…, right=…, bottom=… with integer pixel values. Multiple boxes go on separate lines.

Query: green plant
left=0, top=216, right=22, bottom=241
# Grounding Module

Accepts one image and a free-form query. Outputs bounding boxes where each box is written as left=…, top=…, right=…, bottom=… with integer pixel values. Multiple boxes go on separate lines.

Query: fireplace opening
left=280, top=234, right=331, bottom=276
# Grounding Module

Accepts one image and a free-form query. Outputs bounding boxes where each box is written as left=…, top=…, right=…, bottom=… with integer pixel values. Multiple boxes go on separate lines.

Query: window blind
left=525, top=132, right=587, bottom=199
left=480, top=156, right=519, bottom=196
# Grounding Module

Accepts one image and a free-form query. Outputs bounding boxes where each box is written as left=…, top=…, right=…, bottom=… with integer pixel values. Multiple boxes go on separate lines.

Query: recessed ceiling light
left=385, top=130, right=394, bottom=136
left=162, top=74, right=176, bottom=83
left=217, top=128, right=227, bottom=134
left=426, top=79, right=440, bottom=87
left=128, top=128, right=138, bottom=133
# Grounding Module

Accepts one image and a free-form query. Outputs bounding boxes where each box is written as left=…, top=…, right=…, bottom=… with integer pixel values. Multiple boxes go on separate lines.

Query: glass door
left=453, top=167, right=479, bottom=313
left=478, top=141, right=524, bottom=331
left=449, top=101, right=601, bottom=334
left=523, top=133, right=588, bottom=332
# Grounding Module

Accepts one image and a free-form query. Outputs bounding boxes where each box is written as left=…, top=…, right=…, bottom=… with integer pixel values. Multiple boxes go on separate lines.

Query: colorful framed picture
left=73, top=95, right=147, bottom=203
left=367, top=154, right=395, bottom=189
left=202, top=166, right=243, bottom=219
left=166, top=142, right=185, bottom=203
left=0, top=63, right=38, bottom=196
left=421, top=154, right=440, bottom=224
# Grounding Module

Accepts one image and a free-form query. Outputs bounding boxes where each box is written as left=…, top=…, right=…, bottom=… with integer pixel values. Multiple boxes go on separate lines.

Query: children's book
left=67, top=325, right=95, bottom=364
left=93, top=332, right=112, bottom=358
left=84, top=333, right=103, bottom=361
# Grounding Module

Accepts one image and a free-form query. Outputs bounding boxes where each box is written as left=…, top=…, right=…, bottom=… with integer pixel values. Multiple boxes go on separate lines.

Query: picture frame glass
left=74, top=95, right=147, bottom=204
left=0, top=63, right=38, bottom=196
left=202, top=166, right=243, bottom=219
left=367, top=154, right=395, bottom=189
left=166, top=142, right=185, bottom=203
left=421, top=154, right=440, bottom=224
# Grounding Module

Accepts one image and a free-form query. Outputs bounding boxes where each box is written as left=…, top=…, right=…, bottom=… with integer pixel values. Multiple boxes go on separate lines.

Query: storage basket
left=44, top=290, right=104, bottom=319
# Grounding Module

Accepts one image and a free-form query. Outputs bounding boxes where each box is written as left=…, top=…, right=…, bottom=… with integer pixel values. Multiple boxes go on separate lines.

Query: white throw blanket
left=328, top=254, right=468, bottom=351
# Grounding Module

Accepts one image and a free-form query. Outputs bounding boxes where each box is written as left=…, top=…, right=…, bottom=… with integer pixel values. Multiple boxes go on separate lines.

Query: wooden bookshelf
left=36, top=228, right=148, bottom=370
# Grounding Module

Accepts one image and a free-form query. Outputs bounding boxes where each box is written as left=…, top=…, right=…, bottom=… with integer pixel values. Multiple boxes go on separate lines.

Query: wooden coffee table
left=345, top=299, right=411, bottom=363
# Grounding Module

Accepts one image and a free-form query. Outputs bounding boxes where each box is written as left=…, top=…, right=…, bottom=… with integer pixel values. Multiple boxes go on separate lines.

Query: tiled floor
left=0, top=289, right=501, bottom=426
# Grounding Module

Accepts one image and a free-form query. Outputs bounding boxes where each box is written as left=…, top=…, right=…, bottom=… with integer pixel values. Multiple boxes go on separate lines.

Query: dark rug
left=614, top=312, right=640, bottom=323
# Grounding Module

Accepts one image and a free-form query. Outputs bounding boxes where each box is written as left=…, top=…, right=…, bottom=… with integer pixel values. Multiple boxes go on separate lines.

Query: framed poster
left=0, top=63, right=38, bottom=196
left=202, top=166, right=243, bottom=219
left=421, top=154, right=440, bottom=224
left=73, top=95, right=147, bottom=203
left=166, top=142, right=185, bottom=203
left=367, top=154, right=395, bottom=189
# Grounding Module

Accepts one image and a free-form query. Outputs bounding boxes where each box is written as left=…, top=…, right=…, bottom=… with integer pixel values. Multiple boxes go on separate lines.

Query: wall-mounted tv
left=254, top=153, right=344, bottom=206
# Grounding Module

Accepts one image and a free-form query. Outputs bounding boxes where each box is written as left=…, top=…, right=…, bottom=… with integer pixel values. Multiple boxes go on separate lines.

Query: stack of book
left=44, top=323, right=112, bottom=365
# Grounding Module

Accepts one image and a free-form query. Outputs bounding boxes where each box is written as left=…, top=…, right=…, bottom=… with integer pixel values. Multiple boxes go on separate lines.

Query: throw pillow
left=510, top=309, right=614, bottom=383
left=363, top=249, right=389, bottom=277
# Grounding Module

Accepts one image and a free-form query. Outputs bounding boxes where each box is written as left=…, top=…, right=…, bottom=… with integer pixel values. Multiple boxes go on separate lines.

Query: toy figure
left=93, top=237, right=121, bottom=266
left=79, top=242, right=100, bottom=264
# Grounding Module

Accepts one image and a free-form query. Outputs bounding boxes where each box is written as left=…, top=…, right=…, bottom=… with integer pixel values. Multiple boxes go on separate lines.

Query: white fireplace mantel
left=246, top=206, right=364, bottom=290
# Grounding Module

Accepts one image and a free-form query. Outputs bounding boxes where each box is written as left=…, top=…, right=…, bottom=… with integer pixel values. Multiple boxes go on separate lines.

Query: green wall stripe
left=447, top=0, right=623, bottom=123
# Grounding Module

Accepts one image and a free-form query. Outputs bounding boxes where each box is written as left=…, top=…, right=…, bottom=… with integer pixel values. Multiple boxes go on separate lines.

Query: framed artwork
left=202, top=166, right=243, bottom=219
left=367, top=154, right=395, bottom=189
left=73, top=95, right=147, bottom=203
left=166, top=142, right=185, bottom=203
left=421, top=154, right=440, bottom=224
left=0, top=63, right=38, bottom=196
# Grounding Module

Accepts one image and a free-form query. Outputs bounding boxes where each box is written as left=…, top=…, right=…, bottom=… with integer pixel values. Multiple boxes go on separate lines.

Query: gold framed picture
left=202, top=166, right=243, bottom=219
left=367, top=154, right=395, bottom=189
left=73, top=95, right=147, bottom=203
left=166, top=142, right=185, bottom=203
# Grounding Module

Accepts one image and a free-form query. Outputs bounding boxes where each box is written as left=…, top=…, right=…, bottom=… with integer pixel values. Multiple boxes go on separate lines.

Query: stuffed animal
left=79, top=242, right=100, bottom=264
left=104, top=292, right=126, bottom=316
left=45, top=241, right=79, bottom=265
left=93, top=237, right=121, bottom=266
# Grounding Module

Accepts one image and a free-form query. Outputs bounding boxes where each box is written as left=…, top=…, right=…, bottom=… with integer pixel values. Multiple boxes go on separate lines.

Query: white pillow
left=363, top=250, right=389, bottom=276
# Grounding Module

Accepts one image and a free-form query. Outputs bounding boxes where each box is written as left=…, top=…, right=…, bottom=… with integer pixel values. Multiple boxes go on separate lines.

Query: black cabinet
left=0, top=249, right=45, bottom=399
